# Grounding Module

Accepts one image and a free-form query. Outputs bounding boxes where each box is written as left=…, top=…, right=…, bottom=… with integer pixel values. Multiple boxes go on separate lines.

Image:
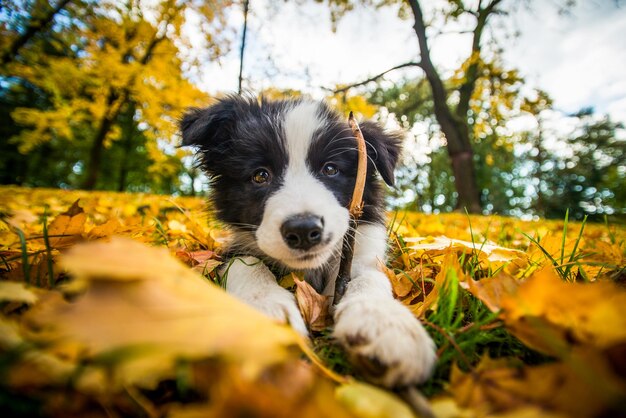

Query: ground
left=1, top=185, right=625, bottom=417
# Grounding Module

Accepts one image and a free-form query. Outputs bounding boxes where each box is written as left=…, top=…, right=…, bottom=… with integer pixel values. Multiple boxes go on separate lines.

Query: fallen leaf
left=405, top=236, right=525, bottom=263
left=87, top=218, right=122, bottom=238
left=383, top=264, right=430, bottom=299
left=45, top=200, right=87, bottom=248
left=500, top=267, right=626, bottom=354
left=23, top=237, right=301, bottom=389
left=336, top=382, right=416, bottom=418
left=170, top=360, right=355, bottom=418
left=294, top=277, right=332, bottom=331
left=450, top=353, right=626, bottom=417
left=462, top=273, right=520, bottom=313
left=6, top=209, right=39, bottom=230
left=410, top=252, right=468, bottom=318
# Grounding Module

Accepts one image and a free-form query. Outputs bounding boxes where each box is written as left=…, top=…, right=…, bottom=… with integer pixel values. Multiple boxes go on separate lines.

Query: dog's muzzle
left=280, top=214, right=324, bottom=250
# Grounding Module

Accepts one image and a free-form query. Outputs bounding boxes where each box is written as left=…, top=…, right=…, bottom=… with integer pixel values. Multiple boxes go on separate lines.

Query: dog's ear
left=359, top=121, right=403, bottom=186
left=180, top=98, right=237, bottom=148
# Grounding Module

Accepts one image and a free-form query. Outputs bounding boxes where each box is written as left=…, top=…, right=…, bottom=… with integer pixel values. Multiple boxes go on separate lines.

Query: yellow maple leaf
left=23, top=237, right=301, bottom=389
left=500, top=268, right=626, bottom=354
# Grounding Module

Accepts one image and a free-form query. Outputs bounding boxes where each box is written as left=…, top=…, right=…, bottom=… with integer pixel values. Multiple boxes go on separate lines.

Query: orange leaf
left=501, top=268, right=626, bottom=354
left=87, top=218, right=122, bottom=238
left=45, top=200, right=86, bottom=248
left=463, top=273, right=520, bottom=313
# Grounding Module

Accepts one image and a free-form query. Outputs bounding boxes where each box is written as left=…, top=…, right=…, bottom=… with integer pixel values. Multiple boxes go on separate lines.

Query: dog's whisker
left=321, top=128, right=354, bottom=153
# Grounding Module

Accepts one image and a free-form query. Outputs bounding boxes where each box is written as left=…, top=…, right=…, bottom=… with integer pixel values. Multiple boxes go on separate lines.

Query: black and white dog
left=181, top=95, right=436, bottom=387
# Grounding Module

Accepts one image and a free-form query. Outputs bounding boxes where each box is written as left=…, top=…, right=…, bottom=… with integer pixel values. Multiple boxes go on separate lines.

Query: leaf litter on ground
left=1, top=185, right=626, bottom=417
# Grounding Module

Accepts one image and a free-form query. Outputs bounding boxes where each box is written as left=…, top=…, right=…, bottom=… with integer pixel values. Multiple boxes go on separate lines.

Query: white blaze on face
left=256, top=101, right=349, bottom=269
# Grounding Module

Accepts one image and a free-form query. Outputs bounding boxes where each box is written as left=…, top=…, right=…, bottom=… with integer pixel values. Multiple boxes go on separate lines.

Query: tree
left=523, top=110, right=626, bottom=221
left=368, top=53, right=536, bottom=215
left=0, top=0, right=75, bottom=66
left=3, top=0, right=228, bottom=191
left=329, top=0, right=515, bottom=212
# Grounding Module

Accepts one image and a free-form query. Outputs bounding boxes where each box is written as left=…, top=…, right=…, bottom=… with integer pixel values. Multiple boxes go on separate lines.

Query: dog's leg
left=221, top=256, right=308, bottom=336
left=332, top=224, right=437, bottom=387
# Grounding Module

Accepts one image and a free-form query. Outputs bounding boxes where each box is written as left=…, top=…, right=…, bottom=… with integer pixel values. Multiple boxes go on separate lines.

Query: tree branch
left=0, top=0, right=73, bottom=66
left=455, top=0, right=504, bottom=120
left=330, top=61, right=422, bottom=94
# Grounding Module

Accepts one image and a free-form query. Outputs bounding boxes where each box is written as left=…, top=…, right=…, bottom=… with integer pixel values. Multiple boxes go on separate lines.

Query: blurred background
left=1, top=0, right=624, bottom=221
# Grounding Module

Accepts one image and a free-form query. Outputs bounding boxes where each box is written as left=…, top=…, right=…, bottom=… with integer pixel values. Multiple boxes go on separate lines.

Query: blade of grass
left=563, top=215, right=587, bottom=280
left=603, top=215, right=617, bottom=245
left=560, top=209, right=569, bottom=268
left=521, top=230, right=565, bottom=279
left=151, top=217, right=169, bottom=246
left=13, top=227, right=30, bottom=285
left=42, top=208, right=54, bottom=288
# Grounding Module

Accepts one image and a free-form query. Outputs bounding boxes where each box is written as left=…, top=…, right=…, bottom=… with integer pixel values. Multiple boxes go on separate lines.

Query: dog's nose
left=281, top=214, right=323, bottom=250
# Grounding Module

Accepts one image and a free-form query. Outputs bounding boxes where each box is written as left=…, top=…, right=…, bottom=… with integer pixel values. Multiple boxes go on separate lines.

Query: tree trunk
left=83, top=123, right=110, bottom=190
left=82, top=29, right=165, bottom=190
left=117, top=103, right=136, bottom=192
left=238, top=0, right=250, bottom=94
left=83, top=101, right=116, bottom=190
left=407, top=0, right=482, bottom=213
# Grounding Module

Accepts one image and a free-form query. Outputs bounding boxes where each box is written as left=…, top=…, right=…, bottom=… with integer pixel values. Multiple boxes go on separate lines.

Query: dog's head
left=181, top=95, right=401, bottom=270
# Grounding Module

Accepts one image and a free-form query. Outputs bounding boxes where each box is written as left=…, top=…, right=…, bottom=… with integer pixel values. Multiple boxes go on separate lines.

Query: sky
left=191, top=0, right=626, bottom=124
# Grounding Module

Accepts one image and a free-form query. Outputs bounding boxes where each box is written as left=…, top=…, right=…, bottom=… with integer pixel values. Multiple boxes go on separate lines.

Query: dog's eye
left=321, top=163, right=339, bottom=177
left=252, top=169, right=271, bottom=184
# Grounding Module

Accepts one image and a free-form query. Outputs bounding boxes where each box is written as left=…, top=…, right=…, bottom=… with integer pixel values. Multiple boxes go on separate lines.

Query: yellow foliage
left=6, top=0, right=215, bottom=174
left=327, top=93, right=378, bottom=119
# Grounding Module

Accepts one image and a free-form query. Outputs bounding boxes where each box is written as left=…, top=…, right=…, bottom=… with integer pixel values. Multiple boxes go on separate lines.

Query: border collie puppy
left=181, top=95, right=436, bottom=387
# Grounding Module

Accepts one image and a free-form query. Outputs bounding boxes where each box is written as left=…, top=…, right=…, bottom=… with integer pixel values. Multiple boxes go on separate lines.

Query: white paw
left=222, top=256, right=308, bottom=337
left=249, top=286, right=309, bottom=337
left=333, top=297, right=437, bottom=388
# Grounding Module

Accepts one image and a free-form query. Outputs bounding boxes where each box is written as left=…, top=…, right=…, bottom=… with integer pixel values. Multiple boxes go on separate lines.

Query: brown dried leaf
left=175, top=249, right=222, bottom=274
left=46, top=199, right=86, bottom=248
left=294, top=277, right=332, bottom=332
left=170, top=361, right=355, bottom=418
left=450, top=353, right=626, bottom=417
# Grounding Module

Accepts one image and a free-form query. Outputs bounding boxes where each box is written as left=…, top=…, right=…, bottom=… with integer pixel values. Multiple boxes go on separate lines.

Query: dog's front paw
left=333, top=297, right=436, bottom=388
left=249, top=286, right=309, bottom=337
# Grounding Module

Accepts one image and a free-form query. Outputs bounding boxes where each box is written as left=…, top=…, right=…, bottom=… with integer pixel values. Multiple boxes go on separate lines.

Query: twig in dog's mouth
left=333, top=112, right=367, bottom=306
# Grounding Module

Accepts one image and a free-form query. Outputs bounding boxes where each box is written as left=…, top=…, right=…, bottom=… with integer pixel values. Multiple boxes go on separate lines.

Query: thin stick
left=348, top=112, right=367, bottom=217
left=334, top=112, right=368, bottom=306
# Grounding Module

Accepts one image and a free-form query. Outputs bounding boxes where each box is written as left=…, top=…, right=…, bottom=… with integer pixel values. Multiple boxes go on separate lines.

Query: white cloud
left=503, top=2, right=626, bottom=121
